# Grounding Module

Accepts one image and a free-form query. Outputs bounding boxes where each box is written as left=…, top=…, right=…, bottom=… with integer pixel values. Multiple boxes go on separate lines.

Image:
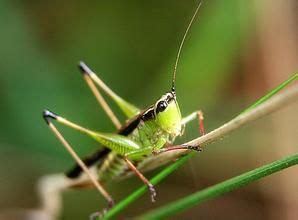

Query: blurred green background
left=0, top=1, right=297, bottom=219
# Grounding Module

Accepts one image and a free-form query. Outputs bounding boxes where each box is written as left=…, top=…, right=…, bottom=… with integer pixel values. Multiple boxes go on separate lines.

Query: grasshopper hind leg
left=78, top=61, right=122, bottom=130
left=78, top=61, right=140, bottom=119
left=42, top=110, right=115, bottom=217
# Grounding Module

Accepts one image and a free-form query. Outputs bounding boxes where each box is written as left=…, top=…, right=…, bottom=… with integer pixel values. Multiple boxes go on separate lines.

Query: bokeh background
left=0, top=0, right=297, bottom=219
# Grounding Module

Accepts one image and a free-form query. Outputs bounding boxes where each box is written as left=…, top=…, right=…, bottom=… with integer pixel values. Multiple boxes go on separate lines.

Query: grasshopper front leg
left=157, top=110, right=205, bottom=154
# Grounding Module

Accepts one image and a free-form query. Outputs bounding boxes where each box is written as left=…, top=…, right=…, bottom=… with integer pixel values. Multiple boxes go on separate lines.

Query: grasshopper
left=40, top=2, right=204, bottom=219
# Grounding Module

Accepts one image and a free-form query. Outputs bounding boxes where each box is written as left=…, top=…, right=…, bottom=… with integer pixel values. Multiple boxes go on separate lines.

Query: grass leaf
left=136, top=154, right=298, bottom=219
left=242, top=73, right=297, bottom=113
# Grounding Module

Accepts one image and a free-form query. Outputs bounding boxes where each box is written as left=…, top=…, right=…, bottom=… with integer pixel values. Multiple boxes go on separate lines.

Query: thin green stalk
left=136, top=154, right=298, bottom=220
left=103, top=74, right=297, bottom=219
left=242, top=73, right=297, bottom=113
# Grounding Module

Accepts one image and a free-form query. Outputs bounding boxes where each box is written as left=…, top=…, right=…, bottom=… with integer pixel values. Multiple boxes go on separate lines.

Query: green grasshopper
left=41, top=2, right=204, bottom=219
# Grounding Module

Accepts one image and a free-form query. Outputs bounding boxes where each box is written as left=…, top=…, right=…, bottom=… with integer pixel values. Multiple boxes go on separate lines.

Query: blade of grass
left=242, top=73, right=297, bottom=113
left=184, top=73, right=298, bottom=148
left=104, top=74, right=297, bottom=219
left=136, top=154, right=298, bottom=220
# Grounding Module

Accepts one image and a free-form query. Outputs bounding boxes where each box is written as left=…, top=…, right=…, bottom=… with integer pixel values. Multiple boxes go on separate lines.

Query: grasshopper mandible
left=40, top=2, right=204, bottom=219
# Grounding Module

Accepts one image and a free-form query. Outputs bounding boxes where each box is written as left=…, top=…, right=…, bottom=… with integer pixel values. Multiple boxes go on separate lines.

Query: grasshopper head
left=154, top=91, right=182, bottom=136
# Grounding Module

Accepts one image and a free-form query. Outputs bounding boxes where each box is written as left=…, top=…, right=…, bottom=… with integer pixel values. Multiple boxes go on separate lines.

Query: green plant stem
left=136, top=154, right=298, bottom=220
left=102, top=154, right=193, bottom=220
left=242, top=73, right=297, bottom=113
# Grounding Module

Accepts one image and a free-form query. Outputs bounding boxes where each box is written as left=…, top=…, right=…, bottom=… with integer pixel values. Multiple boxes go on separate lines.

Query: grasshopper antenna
left=172, top=1, right=203, bottom=92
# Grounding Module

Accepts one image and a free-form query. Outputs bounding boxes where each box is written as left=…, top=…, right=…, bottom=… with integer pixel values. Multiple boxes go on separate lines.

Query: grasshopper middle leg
left=124, top=156, right=157, bottom=202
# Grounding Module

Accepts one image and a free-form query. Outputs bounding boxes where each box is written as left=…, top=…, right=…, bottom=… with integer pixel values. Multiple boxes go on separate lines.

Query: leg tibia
left=79, top=61, right=140, bottom=118
left=83, top=73, right=121, bottom=129
left=124, top=157, right=157, bottom=202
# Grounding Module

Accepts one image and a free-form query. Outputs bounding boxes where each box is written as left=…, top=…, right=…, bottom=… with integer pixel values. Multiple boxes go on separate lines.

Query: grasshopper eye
left=156, top=101, right=168, bottom=113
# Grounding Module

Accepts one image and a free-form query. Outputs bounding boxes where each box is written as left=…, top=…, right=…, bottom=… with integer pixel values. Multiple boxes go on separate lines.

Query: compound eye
left=157, top=101, right=167, bottom=113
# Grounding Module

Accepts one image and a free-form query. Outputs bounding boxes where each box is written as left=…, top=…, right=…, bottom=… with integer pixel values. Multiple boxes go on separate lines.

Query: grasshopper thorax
left=142, top=91, right=182, bottom=137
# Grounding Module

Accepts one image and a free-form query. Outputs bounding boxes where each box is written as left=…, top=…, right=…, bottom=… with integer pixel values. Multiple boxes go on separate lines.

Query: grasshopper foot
left=148, top=183, right=157, bottom=203
left=90, top=211, right=104, bottom=220
left=186, top=145, right=202, bottom=152
left=89, top=199, right=115, bottom=220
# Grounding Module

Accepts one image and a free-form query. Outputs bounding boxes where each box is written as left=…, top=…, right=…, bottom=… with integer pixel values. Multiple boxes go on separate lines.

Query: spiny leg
left=79, top=62, right=121, bottom=129
left=79, top=61, right=140, bottom=118
left=123, top=157, right=157, bottom=202
left=158, top=110, right=206, bottom=153
left=43, top=110, right=115, bottom=211
left=197, top=110, right=205, bottom=135
left=181, top=110, right=205, bottom=135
